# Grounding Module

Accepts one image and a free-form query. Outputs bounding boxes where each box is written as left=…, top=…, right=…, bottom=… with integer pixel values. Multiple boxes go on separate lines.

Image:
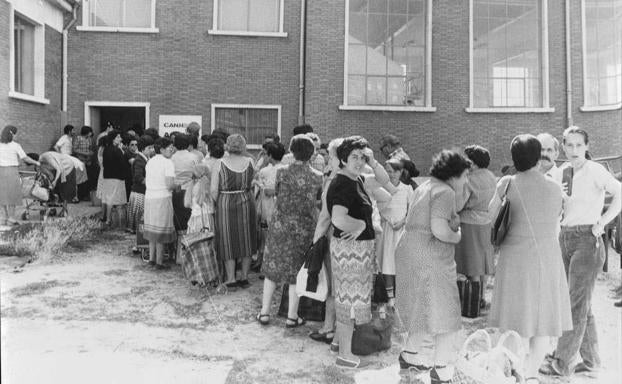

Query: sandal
left=256, top=313, right=270, bottom=326
left=225, top=281, right=239, bottom=288
left=285, top=317, right=306, bottom=328
left=309, top=329, right=335, bottom=344
left=539, top=360, right=564, bottom=377
left=335, top=356, right=368, bottom=369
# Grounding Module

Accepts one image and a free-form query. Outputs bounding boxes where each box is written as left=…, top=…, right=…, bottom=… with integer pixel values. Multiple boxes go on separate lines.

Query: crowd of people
left=0, top=120, right=620, bottom=383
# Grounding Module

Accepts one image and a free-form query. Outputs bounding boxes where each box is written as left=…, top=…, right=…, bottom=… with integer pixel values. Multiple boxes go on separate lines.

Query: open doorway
left=84, top=102, right=150, bottom=137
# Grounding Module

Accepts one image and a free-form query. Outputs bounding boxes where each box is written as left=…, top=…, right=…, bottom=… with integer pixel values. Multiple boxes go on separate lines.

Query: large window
left=470, top=0, right=550, bottom=110
left=211, top=105, right=281, bottom=149
left=343, top=0, right=432, bottom=109
left=582, top=0, right=622, bottom=109
left=80, top=0, right=156, bottom=31
left=13, top=14, right=35, bottom=96
left=210, top=0, right=285, bottom=36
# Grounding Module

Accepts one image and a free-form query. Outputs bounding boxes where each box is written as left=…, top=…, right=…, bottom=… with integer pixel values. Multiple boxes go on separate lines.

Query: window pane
left=215, top=108, right=278, bottom=146
left=220, top=0, right=248, bottom=31
left=584, top=0, right=622, bottom=106
left=91, top=0, right=123, bottom=27
left=14, top=16, right=35, bottom=95
left=124, top=0, right=151, bottom=28
left=346, top=0, right=426, bottom=106
left=249, top=0, right=279, bottom=32
left=472, top=0, right=542, bottom=107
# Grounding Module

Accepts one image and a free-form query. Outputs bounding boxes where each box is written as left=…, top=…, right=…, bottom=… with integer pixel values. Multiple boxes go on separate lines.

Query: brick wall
left=305, top=0, right=621, bottom=174
left=66, top=0, right=302, bottom=139
left=0, top=0, right=64, bottom=154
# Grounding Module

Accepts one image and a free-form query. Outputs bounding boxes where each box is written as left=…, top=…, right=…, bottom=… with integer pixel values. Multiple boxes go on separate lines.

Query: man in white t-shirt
left=537, top=132, right=562, bottom=185
left=541, top=126, right=622, bottom=378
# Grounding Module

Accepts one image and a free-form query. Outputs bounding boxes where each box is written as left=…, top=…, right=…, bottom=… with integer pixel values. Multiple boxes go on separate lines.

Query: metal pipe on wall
left=298, top=0, right=307, bottom=125
left=62, top=1, right=79, bottom=113
left=565, top=0, right=573, bottom=127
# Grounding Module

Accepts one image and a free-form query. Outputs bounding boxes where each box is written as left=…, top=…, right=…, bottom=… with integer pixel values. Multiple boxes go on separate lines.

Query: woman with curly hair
left=395, top=150, right=471, bottom=383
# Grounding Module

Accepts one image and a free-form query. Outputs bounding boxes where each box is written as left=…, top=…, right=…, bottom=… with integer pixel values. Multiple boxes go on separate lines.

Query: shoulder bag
left=490, top=177, right=512, bottom=246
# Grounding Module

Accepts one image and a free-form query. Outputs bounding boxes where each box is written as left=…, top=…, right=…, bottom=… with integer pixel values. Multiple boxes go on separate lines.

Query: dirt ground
left=1, top=228, right=620, bottom=384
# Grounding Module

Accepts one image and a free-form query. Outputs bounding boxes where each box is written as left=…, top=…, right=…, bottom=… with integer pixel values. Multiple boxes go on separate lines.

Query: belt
left=560, top=224, right=594, bottom=232
left=220, top=190, right=247, bottom=194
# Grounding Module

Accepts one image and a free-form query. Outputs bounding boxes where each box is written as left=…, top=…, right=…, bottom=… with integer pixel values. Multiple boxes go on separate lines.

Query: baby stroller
left=20, top=169, right=67, bottom=221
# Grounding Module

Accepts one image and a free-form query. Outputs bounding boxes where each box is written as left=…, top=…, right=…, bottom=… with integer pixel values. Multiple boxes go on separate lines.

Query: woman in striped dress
left=211, top=134, right=257, bottom=288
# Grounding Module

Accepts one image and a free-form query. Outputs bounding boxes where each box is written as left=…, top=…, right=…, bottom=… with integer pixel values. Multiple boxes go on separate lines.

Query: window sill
left=465, top=107, right=555, bottom=113
left=76, top=26, right=159, bottom=33
left=338, top=105, right=436, bottom=112
left=579, top=103, right=621, bottom=112
left=207, top=30, right=287, bottom=38
left=8, top=91, right=50, bottom=105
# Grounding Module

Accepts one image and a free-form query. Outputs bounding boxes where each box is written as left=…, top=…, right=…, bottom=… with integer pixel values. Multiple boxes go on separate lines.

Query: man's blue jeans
left=554, top=225, right=604, bottom=375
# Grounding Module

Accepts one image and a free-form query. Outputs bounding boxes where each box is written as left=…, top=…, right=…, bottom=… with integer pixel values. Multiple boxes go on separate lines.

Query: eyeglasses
left=129, top=143, right=138, bottom=147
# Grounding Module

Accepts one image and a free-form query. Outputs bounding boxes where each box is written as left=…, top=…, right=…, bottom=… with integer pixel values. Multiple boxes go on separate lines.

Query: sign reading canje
left=158, top=115, right=202, bottom=136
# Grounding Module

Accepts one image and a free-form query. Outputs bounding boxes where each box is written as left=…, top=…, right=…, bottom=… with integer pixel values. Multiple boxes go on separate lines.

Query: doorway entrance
left=84, top=102, right=150, bottom=137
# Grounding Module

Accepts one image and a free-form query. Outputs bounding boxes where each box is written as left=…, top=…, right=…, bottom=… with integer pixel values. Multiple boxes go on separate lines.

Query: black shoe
left=237, top=279, right=250, bottom=288
left=225, top=281, right=239, bottom=288
left=398, top=351, right=431, bottom=372
left=155, top=264, right=170, bottom=270
left=309, top=329, right=334, bottom=344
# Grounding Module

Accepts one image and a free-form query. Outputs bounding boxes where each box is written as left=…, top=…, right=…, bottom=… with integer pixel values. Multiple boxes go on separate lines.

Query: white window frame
left=210, top=104, right=282, bottom=150
left=8, top=6, right=49, bottom=105
left=77, top=0, right=159, bottom=33
left=83, top=101, right=150, bottom=130
left=208, top=0, right=287, bottom=38
left=579, top=0, right=622, bottom=112
left=339, top=0, right=435, bottom=112
left=466, top=0, right=554, bottom=113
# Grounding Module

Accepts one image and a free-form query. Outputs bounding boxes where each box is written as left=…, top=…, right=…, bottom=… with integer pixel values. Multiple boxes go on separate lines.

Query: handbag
left=278, top=284, right=325, bottom=322
left=490, top=177, right=512, bottom=246
left=180, top=212, right=220, bottom=286
left=31, top=183, right=49, bottom=201
left=351, top=310, right=393, bottom=356
left=457, top=278, right=481, bottom=318
left=371, top=274, right=389, bottom=304
left=296, top=262, right=328, bottom=302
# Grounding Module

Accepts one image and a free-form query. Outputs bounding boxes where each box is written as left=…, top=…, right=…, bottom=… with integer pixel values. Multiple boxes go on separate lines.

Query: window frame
left=580, top=0, right=622, bottom=112
left=466, top=0, right=554, bottom=113
left=77, top=0, right=159, bottom=33
left=210, top=104, right=282, bottom=150
left=340, top=0, right=436, bottom=112
left=8, top=6, right=49, bottom=105
left=208, top=0, right=287, bottom=38
left=83, top=101, right=151, bottom=130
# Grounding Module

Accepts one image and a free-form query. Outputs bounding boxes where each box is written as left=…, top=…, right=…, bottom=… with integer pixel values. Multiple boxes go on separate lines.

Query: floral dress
left=261, top=162, right=323, bottom=284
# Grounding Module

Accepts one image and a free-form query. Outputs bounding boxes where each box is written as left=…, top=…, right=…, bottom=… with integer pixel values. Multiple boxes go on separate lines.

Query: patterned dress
left=262, top=162, right=323, bottom=284
left=215, top=162, right=257, bottom=261
left=395, top=178, right=462, bottom=335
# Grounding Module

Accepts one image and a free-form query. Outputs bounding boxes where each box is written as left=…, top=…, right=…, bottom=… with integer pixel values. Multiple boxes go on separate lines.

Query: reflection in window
left=86, top=0, right=153, bottom=28
left=472, top=0, right=542, bottom=107
left=214, top=108, right=279, bottom=147
left=218, top=0, right=280, bottom=33
left=347, top=0, right=427, bottom=106
left=13, top=14, right=35, bottom=95
left=584, top=0, right=622, bottom=107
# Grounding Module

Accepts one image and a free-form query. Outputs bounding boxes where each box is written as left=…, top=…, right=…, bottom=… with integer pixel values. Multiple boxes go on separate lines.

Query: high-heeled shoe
left=398, top=351, right=431, bottom=372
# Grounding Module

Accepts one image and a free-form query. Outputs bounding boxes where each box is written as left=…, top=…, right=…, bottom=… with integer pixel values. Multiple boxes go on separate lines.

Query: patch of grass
left=102, top=269, right=129, bottom=276
left=10, top=280, right=80, bottom=297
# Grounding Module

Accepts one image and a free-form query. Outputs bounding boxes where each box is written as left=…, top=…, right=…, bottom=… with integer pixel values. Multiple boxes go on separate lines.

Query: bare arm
left=431, top=217, right=461, bottom=244
left=313, top=198, right=331, bottom=242
left=594, top=175, right=622, bottom=235
left=331, top=205, right=366, bottom=240
left=210, top=160, right=221, bottom=202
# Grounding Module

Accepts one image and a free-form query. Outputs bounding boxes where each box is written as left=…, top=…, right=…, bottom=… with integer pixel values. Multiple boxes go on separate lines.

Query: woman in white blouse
left=0, top=125, right=40, bottom=225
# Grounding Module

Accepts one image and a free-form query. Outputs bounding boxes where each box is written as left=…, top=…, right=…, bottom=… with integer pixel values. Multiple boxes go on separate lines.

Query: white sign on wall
left=158, top=115, right=202, bottom=136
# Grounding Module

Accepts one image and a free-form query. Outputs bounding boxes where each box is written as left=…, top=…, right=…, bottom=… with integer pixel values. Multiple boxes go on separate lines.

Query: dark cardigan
left=131, top=154, right=148, bottom=194
left=102, top=146, right=126, bottom=180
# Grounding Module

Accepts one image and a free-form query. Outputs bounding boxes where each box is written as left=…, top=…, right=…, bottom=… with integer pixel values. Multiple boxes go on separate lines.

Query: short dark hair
left=212, top=128, right=230, bottom=141
left=563, top=126, right=589, bottom=145
left=174, top=134, right=190, bottom=150
left=1, top=125, right=17, bottom=143
left=401, top=159, right=420, bottom=178
left=63, top=124, right=74, bottom=135
left=189, top=134, right=198, bottom=149
left=155, top=137, right=173, bottom=154
left=265, top=142, right=286, bottom=161
left=80, top=126, right=93, bottom=136
left=511, top=134, right=541, bottom=172
left=336, top=135, right=369, bottom=168
left=137, top=135, right=154, bottom=151
left=289, top=135, right=315, bottom=161
left=429, top=150, right=471, bottom=181
left=464, top=145, right=491, bottom=169
left=106, top=129, right=121, bottom=146
left=207, top=137, right=225, bottom=159
left=144, top=127, right=159, bottom=140
left=292, top=124, right=313, bottom=135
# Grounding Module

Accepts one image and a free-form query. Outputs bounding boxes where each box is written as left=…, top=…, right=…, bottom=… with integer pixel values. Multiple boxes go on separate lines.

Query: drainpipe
left=298, top=0, right=307, bottom=125
left=55, top=0, right=73, bottom=13
left=62, top=1, right=79, bottom=113
left=565, top=0, right=573, bottom=127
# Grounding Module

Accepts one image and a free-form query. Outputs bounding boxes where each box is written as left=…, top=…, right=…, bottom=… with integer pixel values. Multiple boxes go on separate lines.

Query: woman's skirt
left=127, top=192, right=145, bottom=231
left=331, top=237, right=375, bottom=325
left=0, top=166, right=23, bottom=206
left=56, top=169, right=77, bottom=203
left=455, top=222, right=495, bottom=276
left=143, top=196, right=176, bottom=243
left=100, top=179, right=127, bottom=205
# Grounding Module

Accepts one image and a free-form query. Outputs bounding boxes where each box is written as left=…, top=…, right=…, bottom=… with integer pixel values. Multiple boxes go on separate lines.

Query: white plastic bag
left=295, top=262, right=328, bottom=302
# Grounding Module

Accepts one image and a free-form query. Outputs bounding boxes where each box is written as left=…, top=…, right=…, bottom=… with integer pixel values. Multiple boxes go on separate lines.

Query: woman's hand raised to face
left=361, top=147, right=378, bottom=168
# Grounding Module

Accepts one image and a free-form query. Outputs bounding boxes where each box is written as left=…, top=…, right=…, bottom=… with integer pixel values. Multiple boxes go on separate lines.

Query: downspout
left=62, top=1, right=79, bottom=113
left=298, top=0, right=307, bottom=125
left=565, top=0, right=573, bottom=127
